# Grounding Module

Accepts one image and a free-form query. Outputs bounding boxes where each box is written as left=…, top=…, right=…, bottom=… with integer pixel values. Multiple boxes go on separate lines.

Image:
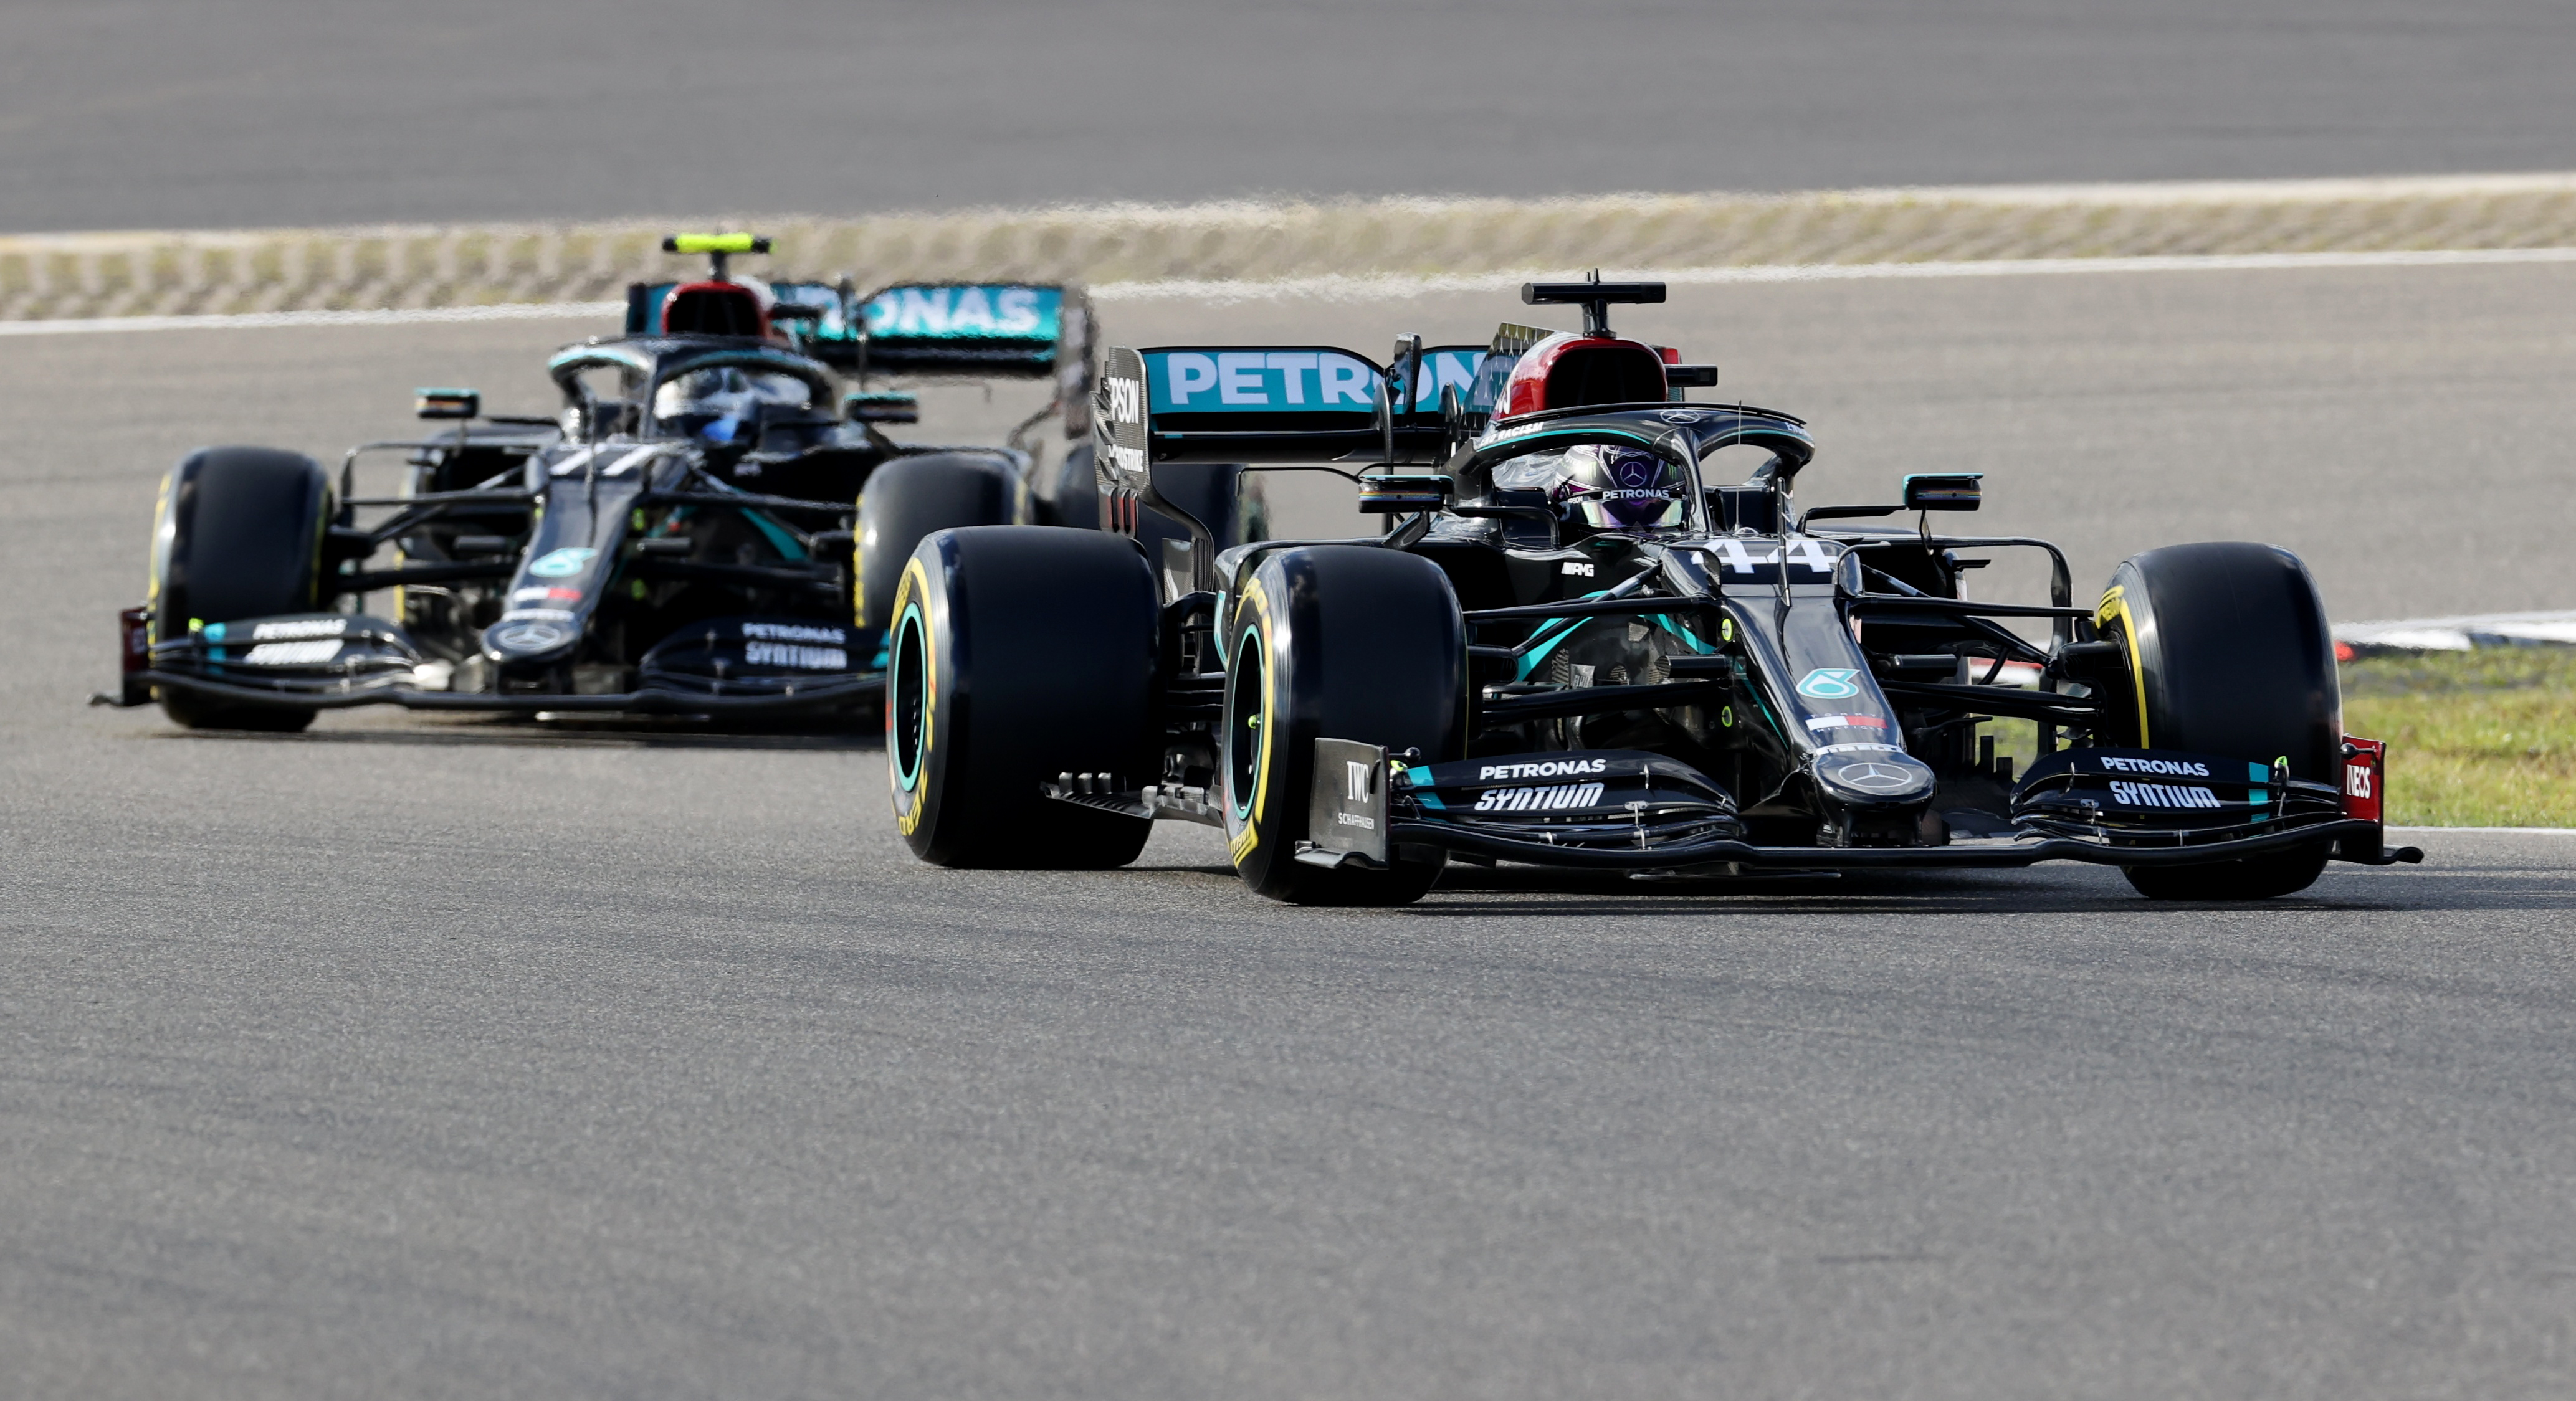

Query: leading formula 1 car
left=882, top=277, right=2421, bottom=903
left=105, top=235, right=1101, bottom=729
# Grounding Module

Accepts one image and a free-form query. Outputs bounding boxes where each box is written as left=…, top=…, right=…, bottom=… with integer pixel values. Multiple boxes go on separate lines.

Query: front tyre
left=1225, top=546, right=1464, bottom=905
left=148, top=446, right=332, bottom=733
left=2096, top=541, right=2339, bottom=900
left=888, top=526, right=1156, bottom=868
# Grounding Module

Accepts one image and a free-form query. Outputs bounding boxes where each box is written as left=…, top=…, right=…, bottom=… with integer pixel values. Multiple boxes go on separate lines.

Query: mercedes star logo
left=1821, top=757, right=1924, bottom=794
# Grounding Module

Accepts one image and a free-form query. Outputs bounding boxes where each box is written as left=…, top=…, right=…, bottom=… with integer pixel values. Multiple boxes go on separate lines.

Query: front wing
left=1042, top=737, right=2424, bottom=873
left=103, top=609, right=882, bottom=716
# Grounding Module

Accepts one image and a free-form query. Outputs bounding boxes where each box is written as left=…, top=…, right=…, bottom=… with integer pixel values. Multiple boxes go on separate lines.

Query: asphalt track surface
left=5, top=0, right=2576, bottom=231
left=7, top=264, right=2576, bottom=1397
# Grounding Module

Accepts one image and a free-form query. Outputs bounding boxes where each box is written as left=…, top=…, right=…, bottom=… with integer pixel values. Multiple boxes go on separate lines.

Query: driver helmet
left=1489, top=441, right=1689, bottom=538
left=651, top=367, right=809, bottom=445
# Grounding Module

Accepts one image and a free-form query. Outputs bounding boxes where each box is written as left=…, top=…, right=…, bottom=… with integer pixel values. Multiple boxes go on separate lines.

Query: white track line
left=2337, top=610, right=2576, bottom=650
left=1, top=245, right=2570, bottom=333
left=2387, top=825, right=2576, bottom=835
left=0, top=301, right=622, bottom=337
left=1094, top=247, right=2576, bottom=303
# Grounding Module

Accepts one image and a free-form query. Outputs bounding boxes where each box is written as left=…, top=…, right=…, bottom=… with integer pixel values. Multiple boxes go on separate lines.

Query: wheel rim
left=890, top=603, right=928, bottom=791
left=1228, top=627, right=1266, bottom=821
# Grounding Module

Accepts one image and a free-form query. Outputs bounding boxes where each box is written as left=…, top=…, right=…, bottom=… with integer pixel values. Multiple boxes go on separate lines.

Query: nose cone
left=483, top=617, right=578, bottom=666
left=1813, top=749, right=1937, bottom=804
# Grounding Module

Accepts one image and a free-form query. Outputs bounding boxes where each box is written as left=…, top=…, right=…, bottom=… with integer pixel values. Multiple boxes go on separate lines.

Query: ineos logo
left=1106, top=378, right=1142, bottom=424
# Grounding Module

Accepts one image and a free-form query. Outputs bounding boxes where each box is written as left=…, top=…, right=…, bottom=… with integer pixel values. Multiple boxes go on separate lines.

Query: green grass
left=2340, top=647, right=2576, bottom=828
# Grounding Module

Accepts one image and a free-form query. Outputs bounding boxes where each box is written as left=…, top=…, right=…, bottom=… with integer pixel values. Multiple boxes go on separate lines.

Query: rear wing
left=770, top=280, right=862, bottom=362
left=622, top=279, right=1085, bottom=382
left=857, top=283, right=1076, bottom=379
left=1094, top=343, right=1488, bottom=469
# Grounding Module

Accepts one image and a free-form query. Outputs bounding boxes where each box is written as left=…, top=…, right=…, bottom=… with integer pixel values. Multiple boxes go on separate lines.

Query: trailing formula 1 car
left=883, top=277, right=2421, bottom=903
left=106, top=235, right=1100, bottom=729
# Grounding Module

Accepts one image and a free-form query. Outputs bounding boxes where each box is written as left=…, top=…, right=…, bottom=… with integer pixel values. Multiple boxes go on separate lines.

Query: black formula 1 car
left=105, top=235, right=1102, bottom=729
left=882, top=278, right=2421, bottom=903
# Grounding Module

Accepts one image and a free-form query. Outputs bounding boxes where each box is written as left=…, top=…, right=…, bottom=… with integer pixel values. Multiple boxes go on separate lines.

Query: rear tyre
left=888, top=526, right=1157, bottom=868
left=148, top=447, right=332, bottom=733
left=2096, top=541, right=2339, bottom=900
left=1224, top=546, right=1464, bottom=906
left=855, top=454, right=1028, bottom=629
left=1033, top=442, right=1100, bottom=530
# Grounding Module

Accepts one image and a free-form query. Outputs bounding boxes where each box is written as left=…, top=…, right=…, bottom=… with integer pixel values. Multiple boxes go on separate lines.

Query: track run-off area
left=7, top=254, right=2576, bottom=1395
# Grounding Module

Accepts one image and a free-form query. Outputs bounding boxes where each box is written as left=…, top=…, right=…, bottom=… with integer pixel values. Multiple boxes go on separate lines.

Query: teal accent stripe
left=1513, top=617, right=1584, bottom=680
left=1745, top=679, right=1789, bottom=743
left=890, top=602, right=928, bottom=791
left=743, top=510, right=806, bottom=561
left=1232, top=624, right=1263, bottom=820
left=1511, top=586, right=1618, bottom=681
left=1651, top=614, right=1714, bottom=654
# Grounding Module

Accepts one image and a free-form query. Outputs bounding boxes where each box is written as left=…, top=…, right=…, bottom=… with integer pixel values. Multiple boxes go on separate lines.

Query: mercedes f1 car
left=882, top=277, right=2421, bottom=903
left=107, top=235, right=1102, bottom=729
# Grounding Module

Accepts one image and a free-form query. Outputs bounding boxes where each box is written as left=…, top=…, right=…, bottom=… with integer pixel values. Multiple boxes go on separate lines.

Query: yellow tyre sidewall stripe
left=1226, top=579, right=1277, bottom=866
left=2096, top=582, right=2151, bottom=748
left=890, top=556, right=935, bottom=837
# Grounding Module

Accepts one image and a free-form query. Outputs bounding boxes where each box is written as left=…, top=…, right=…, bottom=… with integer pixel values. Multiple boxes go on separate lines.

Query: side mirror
left=1903, top=473, right=1982, bottom=511
left=1663, top=363, right=1719, bottom=388
left=416, top=387, right=479, bottom=420
left=844, top=391, right=919, bottom=425
left=1357, top=473, right=1452, bottom=514
left=767, top=302, right=824, bottom=323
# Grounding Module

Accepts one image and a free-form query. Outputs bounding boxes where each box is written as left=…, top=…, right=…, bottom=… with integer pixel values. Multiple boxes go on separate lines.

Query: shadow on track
left=138, top=712, right=882, bottom=753
left=1130, top=857, right=2542, bottom=918
left=1411, top=861, right=2553, bottom=917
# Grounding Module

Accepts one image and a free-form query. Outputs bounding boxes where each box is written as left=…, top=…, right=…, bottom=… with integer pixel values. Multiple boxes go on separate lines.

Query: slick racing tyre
left=147, top=446, right=332, bottom=733
left=855, top=454, right=1029, bottom=629
left=2096, top=541, right=2339, bottom=900
left=1225, top=546, right=1464, bottom=906
left=888, top=525, right=1157, bottom=868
